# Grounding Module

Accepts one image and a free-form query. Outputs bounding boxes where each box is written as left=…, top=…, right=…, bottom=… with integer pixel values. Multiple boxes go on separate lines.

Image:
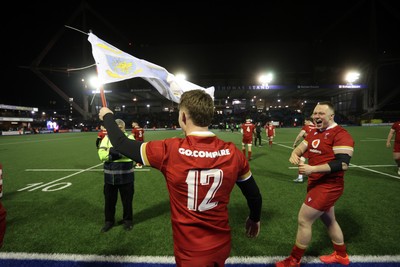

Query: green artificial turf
left=0, top=125, right=398, bottom=256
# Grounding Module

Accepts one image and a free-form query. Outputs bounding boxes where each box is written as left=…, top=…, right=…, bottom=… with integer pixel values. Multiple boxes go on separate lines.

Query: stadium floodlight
left=259, top=73, right=273, bottom=88
left=345, top=71, right=360, bottom=85
left=89, top=76, right=101, bottom=89
left=175, top=73, right=186, bottom=80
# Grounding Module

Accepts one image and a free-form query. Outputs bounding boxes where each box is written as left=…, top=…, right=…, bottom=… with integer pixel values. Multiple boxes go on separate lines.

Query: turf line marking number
left=19, top=163, right=103, bottom=192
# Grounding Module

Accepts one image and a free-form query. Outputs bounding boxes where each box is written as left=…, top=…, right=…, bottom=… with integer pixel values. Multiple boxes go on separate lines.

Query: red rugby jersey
left=304, top=124, right=354, bottom=185
left=140, top=131, right=251, bottom=252
left=302, top=123, right=316, bottom=138
left=132, top=126, right=144, bottom=141
left=265, top=124, right=275, bottom=137
left=97, top=129, right=107, bottom=140
left=241, top=122, right=255, bottom=143
left=391, top=121, right=400, bottom=143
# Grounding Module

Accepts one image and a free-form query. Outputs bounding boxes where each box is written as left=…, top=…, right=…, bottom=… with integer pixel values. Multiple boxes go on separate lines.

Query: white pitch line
left=350, top=164, right=396, bottom=167
left=289, top=164, right=397, bottom=169
left=23, top=164, right=150, bottom=192
left=23, top=163, right=104, bottom=191
left=276, top=143, right=293, bottom=149
left=349, top=163, right=400, bottom=180
left=288, top=162, right=399, bottom=179
left=274, top=142, right=400, bottom=180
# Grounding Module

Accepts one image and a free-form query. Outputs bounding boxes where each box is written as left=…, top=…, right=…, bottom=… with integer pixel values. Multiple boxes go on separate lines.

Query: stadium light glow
left=345, top=71, right=360, bottom=84
left=89, top=76, right=101, bottom=89
left=259, top=73, right=273, bottom=86
left=175, top=73, right=186, bottom=80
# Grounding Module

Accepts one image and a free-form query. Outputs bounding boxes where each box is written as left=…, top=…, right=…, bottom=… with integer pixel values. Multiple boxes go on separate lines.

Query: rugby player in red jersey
left=264, top=121, right=276, bottom=147
left=386, top=121, right=400, bottom=175
left=241, top=118, right=256, bottom=160
left=99, top=89, right=262, bottom=267
left=276, top=101, right=354, bottom=267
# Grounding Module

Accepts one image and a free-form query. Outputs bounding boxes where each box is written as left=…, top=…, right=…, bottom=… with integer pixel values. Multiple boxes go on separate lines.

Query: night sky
left=5, top=0, right=400, bottom=112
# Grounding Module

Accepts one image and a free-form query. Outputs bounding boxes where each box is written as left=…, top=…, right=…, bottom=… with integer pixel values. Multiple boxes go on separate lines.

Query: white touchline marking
left=0, top=252, right=399, bottom=264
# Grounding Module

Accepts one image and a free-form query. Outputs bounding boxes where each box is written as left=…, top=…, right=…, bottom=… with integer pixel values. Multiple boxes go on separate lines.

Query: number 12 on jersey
left=186, top=169, right=223, bottom=212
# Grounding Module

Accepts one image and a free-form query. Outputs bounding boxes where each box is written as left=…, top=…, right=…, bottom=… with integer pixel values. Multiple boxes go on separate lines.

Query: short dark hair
left=317, top=101, right=335, bottom=113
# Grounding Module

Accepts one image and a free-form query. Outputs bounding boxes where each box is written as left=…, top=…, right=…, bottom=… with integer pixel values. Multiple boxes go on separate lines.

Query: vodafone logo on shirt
left=311, top=139, right=320, bottom=148
left=309, top=139, right=322, bottom=154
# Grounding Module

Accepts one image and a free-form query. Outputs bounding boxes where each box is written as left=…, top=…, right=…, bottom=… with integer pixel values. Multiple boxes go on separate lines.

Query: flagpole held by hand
left=97, top=73, right=107, bottom=107
left=99, top=85, right=107, bottom=107
left=95, top=66, right=107, bottom=107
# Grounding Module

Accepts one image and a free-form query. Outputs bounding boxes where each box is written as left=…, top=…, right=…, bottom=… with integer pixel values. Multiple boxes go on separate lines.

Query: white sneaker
left=135, top=164, right=143, bottom=169
left=293, top=177, right=303, bottom=183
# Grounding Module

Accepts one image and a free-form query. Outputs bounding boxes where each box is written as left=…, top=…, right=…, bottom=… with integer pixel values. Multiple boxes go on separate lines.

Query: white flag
left=88, top=33, right=214, bottom=103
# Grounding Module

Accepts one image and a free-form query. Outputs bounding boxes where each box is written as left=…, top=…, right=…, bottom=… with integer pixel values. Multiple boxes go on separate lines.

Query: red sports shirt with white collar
left=140, top=131, right=251, bottom=252
left=303, top=123, right=354, bottom=186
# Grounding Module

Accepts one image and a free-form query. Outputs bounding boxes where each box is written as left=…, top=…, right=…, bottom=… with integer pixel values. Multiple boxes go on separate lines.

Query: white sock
left=298, top=175, right=303, bottom=179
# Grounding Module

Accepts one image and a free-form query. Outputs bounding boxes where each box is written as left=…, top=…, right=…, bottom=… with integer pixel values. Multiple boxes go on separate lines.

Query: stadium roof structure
left=12, top=0, right=400, bottom=120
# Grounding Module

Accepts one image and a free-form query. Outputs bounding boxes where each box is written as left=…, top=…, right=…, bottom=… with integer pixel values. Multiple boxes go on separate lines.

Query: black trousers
left=104, top=182, right=134, bottom=223
left=254, top=133, right=261, bottom=145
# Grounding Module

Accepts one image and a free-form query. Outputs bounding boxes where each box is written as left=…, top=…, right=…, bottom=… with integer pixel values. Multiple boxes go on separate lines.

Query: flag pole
left=99, top=81, right=107, bottom=107
left=100, top=86, right=107, bottom=107
left=95, top=67, right=107, bottom=107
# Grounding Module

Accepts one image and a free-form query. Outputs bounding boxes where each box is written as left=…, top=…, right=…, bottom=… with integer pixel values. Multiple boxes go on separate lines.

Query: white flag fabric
left=88, top=33, right=214, bottom=103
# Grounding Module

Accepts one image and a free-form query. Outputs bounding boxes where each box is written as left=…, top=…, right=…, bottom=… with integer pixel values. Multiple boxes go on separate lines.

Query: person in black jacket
left=254, top=122, right=262, bottom=147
